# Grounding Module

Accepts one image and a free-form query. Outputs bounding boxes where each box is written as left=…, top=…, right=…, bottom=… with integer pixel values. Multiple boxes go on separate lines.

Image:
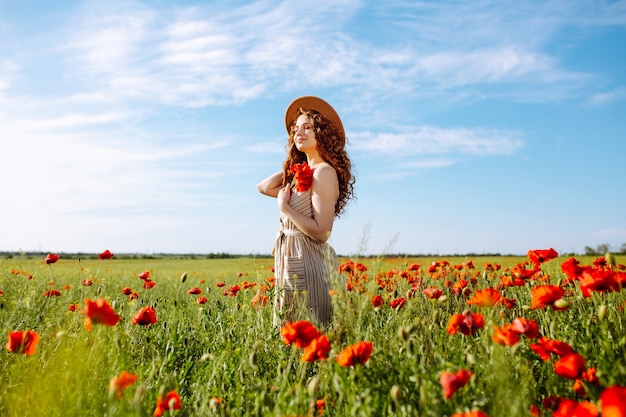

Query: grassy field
left=1, top=252, right=625, bottom=416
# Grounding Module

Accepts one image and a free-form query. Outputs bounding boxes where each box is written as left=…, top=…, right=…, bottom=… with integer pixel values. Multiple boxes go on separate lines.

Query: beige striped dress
left=273, top=188, right=337, bottom=327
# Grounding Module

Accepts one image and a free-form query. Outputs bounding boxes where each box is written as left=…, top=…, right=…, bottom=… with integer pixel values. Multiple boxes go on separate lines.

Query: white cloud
left=414, top=47, right=571, bottom=87
left=587, top=87, right=626, bottom=106
left=351, top=126, right=524, bottom=156
left=45, top=0, right=595, bottom=110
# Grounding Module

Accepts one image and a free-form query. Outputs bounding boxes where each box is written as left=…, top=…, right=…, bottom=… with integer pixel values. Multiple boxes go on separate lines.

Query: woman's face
left=293, top=114, right=318, bottom=153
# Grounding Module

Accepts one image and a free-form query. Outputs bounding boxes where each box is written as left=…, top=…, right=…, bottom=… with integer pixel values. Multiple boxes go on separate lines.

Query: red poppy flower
left=552, top=399, right=598, bottom=417
left=579, top=269, right=620, bottom=297
left=109, top=370, right=138, bottom=399
left=251, top=292, right=268, bottom=308
left=122, top=287, right=133, bottom=295
left=447, top=310, right=485, bottom=336
left=339, top=261, right=368, bottom=274
left=132, top=306, right=158, bottom=326
left=241, top=281, right=257, bottom=290
left=335, top=341, right=373, bottom=367
left=554, top=352, right=586, bottom=380
left=371, top=294, right=385, bottom=308
left=510, top=317, right=539, bottom=339
left=143, top=279, right=156, bottom=289
left=6, top=330, right=40, bottom=356
left=216, top=281, right=226, bottom=287
left=440, top=369, right=473, bottom=399
left=451, top=279, right=469, bottom=296
left=599, top=386, right=626, bottom=417
left=153, top=390, right=181, bottom=417
left=466, top=288, right=501, bottom=307
left=223, top=285, right=240, bottom=297
left=423, top=287, right=444, bottom=300
left=529, top=336, right=574, bottom=361
left=82, top=279, right=93, bottom=286
left=561, top=257, right=588, bottom=281
left=582, top=367, right=599, bottom=385
left=451, top=411, right=489, bottom=417
left=499, top=297, right=517, bottom=309
left=492, top=324, right=520, bottom=347
left=68, top=303, right=78, bottom=311
left=138, top=271, right=150, bottom=280
left=45, top=253, right=60, bottom=264
left=301, top=335, right=331, bottom=362
left=129, top=291, right=139, bottom=300
left=99, top=250, right=114, bottom=260
left=44, top=289, right=62, bottom=297
left=83, top=298, right=121, bottom=331
left=527, top=248, right=559, bottom=266
left=281, top=321, right=321, bottom=348
left=313, top=398, right=326, bottom=415
left=389, top=297, right=406, bottom=309
left=196, top=296, right=208, bottom=305
left=290, top=162, right=314, bottom=192
left=530, top=285, right=566, bottom=310
left=186, top=287, right=202, bottom=295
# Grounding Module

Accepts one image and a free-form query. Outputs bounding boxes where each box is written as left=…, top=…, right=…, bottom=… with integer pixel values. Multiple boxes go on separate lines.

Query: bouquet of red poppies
left=290, top=162, right=313, bottom=192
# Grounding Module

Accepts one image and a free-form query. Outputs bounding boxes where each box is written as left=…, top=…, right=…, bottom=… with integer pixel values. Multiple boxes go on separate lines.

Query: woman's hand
left=277, top=184, right=292, bottom=213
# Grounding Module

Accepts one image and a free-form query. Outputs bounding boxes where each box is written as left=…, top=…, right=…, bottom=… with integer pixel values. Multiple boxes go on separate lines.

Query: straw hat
left=284, top=96, right=345, bottom=143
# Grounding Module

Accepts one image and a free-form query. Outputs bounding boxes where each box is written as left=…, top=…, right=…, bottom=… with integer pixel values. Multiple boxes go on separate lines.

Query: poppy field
left=1, top=250, right=626, bottom=417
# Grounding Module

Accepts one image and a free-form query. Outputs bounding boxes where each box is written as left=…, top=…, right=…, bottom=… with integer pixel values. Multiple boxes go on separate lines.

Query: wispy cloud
left=42, top=0, right=600, bottom=111
left=587, top=87, right=626, bottom=106
left=351, top=126, right=524, bottom=156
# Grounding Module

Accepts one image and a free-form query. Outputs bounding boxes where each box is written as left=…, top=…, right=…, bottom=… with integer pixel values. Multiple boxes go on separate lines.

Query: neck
left=305, top=151, right=324, bottom=168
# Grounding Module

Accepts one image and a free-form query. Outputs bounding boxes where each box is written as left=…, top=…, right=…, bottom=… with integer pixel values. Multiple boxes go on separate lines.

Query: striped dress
left=273, top=188, right=336, bottom=327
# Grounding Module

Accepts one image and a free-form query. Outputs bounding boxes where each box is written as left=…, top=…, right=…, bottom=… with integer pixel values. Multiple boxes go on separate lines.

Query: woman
left=257, top=96, right=355, bottom=326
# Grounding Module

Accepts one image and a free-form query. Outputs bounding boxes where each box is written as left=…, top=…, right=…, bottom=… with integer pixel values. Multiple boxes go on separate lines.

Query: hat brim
left=284, top=96, right=345, bottom=141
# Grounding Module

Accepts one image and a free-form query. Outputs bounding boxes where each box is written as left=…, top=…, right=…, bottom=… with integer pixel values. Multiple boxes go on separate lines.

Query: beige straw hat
left=284, top=96, right=345, bottom=143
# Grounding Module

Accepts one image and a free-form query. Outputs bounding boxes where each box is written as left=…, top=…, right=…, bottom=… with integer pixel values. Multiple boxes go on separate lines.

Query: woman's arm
left=277, top=165, right=338, bottom=243
left=257, top=171, right=283, bottom=198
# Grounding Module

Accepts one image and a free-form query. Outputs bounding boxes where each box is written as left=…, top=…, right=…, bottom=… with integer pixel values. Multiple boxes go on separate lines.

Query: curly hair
left=282, top=108, right=355, bottom=217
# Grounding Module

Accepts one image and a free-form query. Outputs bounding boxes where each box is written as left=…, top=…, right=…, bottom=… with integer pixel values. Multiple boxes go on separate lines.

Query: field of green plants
left=1, top=250, right=625, bottom=417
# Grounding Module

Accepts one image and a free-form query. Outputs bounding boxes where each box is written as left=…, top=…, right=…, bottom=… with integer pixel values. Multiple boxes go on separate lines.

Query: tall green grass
left=0, top=254, right=624, bottom=416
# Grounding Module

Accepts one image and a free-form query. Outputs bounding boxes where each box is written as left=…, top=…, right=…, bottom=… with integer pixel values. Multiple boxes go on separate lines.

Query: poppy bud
left=308, top=376, right=320, bottom=396
left=390, top=385, right=402, bottom=403
left=398, top=325, right=413, bottom=341
left=605, top=252, right=616, bottom=266
left=598, top=304, right=607, bottom=321
left=554, top=299, right=570, bottom=309
left=249, top=351, right=258, bottom=368
left=133, top=385, right=146, bottom=405
left=437, top=295, right=448, bottom=304
left=180, top=272, right=187, bottom=283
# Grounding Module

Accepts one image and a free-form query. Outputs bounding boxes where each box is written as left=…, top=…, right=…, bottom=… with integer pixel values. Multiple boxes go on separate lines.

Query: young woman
left=257, top=96, right=355, bottom=326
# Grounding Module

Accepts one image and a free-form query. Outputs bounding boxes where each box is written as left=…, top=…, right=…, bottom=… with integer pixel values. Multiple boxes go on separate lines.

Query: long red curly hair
left=282, top=108, right=355, bottom=217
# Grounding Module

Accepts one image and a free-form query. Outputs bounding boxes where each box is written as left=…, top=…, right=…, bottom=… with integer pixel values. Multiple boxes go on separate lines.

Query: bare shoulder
left=313, top=162, right=338, bottom=182
left=312, top=162, right=339, bottom=199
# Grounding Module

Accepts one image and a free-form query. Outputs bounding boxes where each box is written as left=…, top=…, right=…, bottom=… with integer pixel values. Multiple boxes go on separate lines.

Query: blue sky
left=1, top=0, right=625, bottom=256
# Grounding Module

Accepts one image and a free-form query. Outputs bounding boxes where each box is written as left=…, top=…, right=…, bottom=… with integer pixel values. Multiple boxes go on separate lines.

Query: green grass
left=1, top=254, right=625, bottom=416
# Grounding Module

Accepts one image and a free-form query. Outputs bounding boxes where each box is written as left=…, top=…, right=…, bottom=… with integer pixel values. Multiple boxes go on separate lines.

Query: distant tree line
left=583, top=243, right=626, bottom=256
left=1, top=244, right=625, bottom=261
left=0, top=251, right=272, bottom=260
